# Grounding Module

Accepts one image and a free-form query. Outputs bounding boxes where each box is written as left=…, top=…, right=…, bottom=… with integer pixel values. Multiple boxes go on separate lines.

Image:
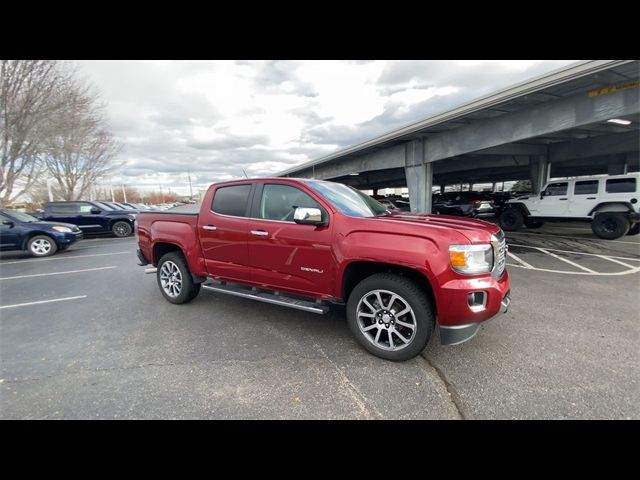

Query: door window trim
left=248, top=183, right=329, bottom=225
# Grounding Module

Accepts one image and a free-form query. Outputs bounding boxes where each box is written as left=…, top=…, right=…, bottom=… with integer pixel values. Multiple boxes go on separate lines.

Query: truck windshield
left=92, top=202, right=115, bottom=211
left=306, top=180, right=389, bottom=218
left=4, top=211, right=39, bottom=223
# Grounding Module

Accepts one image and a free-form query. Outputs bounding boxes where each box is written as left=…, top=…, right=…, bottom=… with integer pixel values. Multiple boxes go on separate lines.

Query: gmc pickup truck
left=136, top=178, right=511, bottom=361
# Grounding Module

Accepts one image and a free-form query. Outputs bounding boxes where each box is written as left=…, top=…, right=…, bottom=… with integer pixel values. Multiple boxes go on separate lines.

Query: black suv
left=40, top=201, right=137, bottom=237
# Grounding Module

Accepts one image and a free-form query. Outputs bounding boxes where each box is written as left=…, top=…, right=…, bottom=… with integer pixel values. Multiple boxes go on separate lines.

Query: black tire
left=346, top=273, right=435, bottom=361
left=499, top=208, right=524, bottom=231
left=524, top=219, right=544, bottom=229
left=627, top=223, right=639, bottom=236
left=156, top=252, right=201, bottom=304
left=27, top=235, right=58, bottom=257
left=112, top=221, right=132, bottom=237
left=591, top=212, right=630, bottom=240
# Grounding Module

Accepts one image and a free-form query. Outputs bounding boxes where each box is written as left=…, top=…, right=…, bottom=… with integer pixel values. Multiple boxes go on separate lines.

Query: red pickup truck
left=136, top=178, right=511, bottom=361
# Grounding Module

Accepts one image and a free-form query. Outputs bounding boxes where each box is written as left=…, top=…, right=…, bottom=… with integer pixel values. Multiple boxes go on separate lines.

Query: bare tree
left=0, top=60, right=73, bottom=205
left=42, top=83, right=122, bottom=200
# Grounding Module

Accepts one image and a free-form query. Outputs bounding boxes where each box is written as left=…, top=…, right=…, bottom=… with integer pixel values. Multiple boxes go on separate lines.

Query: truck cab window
left=259, top=184, right=319, bottom=222
left=211, top=184, right=251, bottom=217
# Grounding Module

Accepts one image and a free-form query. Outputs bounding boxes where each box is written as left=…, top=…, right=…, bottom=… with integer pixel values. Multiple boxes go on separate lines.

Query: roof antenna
left=241, top=168, right=249, bottom=179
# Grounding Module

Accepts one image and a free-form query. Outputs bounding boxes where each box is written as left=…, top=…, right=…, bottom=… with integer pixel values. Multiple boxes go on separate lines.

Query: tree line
left=1, top=60, right=121, bottom=206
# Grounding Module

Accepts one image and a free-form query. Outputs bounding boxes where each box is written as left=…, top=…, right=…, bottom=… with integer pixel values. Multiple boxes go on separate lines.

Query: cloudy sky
left=77, top=60, right=578, bottom=196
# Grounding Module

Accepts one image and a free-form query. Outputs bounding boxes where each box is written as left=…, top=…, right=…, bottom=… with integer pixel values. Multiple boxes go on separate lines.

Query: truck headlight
left=51, top=226, right=72, bottom=233
left=449, top=244, right=494, bottom=274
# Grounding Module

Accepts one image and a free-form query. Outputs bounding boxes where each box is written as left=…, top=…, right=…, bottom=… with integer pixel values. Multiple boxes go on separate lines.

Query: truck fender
left=589, top=202, right=633, bottom=216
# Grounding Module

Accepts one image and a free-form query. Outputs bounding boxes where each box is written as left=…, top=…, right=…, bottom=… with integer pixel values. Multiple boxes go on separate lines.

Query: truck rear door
left=198, top=183, right=253, bottom=283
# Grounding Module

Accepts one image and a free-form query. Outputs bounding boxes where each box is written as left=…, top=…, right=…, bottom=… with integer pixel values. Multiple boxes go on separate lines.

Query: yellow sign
left=588, top=79, right=640, bottom=97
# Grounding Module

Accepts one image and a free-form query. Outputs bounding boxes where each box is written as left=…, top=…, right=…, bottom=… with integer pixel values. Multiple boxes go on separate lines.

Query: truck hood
left=373, top=213, right=501, bottom=243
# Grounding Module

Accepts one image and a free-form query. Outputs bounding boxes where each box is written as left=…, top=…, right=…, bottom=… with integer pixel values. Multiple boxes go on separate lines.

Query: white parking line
left=0, top=295, right=87, bottom=310
left=508, top=243, right=640, bottom=262
left=506, top=263, right=640, bottom=276
left=0, top=266, right=116, bottom=281
left=0, top=252, right=130, bottom=265
left=535, top=247, right=596, bottom=273
left=507, top=251, right=534, bottom=269
left=595, top=255, right=636, bottom=269
left=506, top=231, right=640, bottom=245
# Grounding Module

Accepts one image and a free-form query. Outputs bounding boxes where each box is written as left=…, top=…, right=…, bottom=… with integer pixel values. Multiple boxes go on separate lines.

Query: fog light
left=467, top=291, right=487, bottom=312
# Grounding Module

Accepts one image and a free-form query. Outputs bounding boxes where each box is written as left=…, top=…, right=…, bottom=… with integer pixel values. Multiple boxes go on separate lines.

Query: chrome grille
left=492, top=229, right=507, bottom=278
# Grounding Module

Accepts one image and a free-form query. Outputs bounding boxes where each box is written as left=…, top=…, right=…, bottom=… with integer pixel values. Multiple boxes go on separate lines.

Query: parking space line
left=0, top=295, right=87, bottom=310
left=507, top=263, right=640, bottom=276
left=535, top=247, right=596, bottom=273
left=0, top=266, right=116, bottom=281
left=595, top=255, right=636, bottom=269
left=507, top=251, right=533, bottom=269
left=508, top=244, right=640, bottom=262
left=506, top=231, right=640, bottom=245
left=0, top=252, right=130, bottom=265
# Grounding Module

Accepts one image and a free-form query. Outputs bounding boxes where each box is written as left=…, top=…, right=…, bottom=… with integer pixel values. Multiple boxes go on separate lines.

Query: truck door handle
left=202, top=225, right=217, bottom=231
left=251, top=230, right=269, bottom=237
left=587, top=197, right=596, bottom=200
left=559, top=198, right=568, bottom=200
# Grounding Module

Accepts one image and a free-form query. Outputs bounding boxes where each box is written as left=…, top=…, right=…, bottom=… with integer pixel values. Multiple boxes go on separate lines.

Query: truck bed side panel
left=136, top=213, right=207, bottom=277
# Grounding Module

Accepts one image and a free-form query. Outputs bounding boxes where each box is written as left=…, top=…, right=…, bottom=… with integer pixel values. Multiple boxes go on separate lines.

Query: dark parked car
left=432, top=192, right=495, bottom=218
left=0, top=209, right=83, bottom=257
left=375, top=196, right=411, bottom=212
left=40, top=201, right=137, bottom=237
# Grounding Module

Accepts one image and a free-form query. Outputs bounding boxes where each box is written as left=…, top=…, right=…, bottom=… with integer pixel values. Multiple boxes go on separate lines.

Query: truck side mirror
left=293, top=207, right=326, bottom=226
left=1, top=220, right=14, bottom=227
left=90, top=207, right=101, bottom=214
left=540, top=191, right=546, bottom=199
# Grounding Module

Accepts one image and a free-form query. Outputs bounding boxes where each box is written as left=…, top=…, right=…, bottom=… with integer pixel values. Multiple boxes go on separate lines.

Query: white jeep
left=499, top=173, right=640, bottom=240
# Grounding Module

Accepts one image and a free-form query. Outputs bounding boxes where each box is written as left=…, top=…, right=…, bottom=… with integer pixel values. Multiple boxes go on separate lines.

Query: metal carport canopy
left=277, top=60, right=639, bottom=211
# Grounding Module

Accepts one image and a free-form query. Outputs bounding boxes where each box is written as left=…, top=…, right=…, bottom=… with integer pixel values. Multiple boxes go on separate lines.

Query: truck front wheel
left=499, top=208, right=524, bottom=231
left=591, top=212, right=630, bottom=240
left=346, top=273, right=434, bottom=361
left=157, top=252, right=201, bottom=304
left=27, top=235, right=58, bottom=257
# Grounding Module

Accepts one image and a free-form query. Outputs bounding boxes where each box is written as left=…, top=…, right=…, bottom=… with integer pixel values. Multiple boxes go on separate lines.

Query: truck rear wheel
left=524, top=219, right=544, bottom=229
left=499, top=208, right=524, bottom=231
left=346, top=273, right=434, bottom=361
left=157, top=252, right=201, bottom=304
left=112, top=221, right=132, bottom=237
left=591, top=212, right=630, bottom=240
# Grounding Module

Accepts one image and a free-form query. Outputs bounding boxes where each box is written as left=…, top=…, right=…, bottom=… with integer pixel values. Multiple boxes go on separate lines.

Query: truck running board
left=201, top=282, right=329, bottom=314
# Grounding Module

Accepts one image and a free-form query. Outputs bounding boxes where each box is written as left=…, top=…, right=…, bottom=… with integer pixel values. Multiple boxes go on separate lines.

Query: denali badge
left=301, top=267, right=323, bottom=274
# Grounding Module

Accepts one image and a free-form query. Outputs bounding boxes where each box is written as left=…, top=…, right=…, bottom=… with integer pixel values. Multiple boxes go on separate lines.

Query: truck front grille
left=492, top=229, right=507, bottom=278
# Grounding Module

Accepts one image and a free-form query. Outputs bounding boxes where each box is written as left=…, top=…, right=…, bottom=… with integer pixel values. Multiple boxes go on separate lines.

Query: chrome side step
left=201, top=282, right=329, bottom=314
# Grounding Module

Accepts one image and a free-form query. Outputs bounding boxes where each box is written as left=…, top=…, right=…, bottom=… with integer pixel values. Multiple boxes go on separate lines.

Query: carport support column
left=404, top=139, right=433, bottom=213
left=530, top=155, right=549, bottom=194
left=607, top=154, right=627, bottom=175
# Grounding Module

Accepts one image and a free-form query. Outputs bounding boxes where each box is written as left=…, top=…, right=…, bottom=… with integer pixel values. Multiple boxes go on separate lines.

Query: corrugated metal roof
left=279, top=60, right=638, bottom=176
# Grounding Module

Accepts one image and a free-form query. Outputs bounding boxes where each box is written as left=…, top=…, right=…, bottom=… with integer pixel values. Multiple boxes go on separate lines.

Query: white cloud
left=75, top=59, right=578, bottom=196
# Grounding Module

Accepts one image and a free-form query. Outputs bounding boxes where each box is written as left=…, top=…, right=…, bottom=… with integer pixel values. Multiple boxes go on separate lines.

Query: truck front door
left=246, top=183, right=334, bottom=298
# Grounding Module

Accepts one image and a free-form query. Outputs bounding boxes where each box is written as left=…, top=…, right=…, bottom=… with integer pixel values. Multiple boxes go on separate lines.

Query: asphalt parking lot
left=1, top=223, right=638, bottom=419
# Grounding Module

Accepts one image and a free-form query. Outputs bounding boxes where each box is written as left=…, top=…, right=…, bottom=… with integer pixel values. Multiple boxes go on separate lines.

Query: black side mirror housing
left=2, top=220, right=15, bottom=227
left=540, top=191, right=546, bottom=199
left=90, top=207, right=101, bottom=214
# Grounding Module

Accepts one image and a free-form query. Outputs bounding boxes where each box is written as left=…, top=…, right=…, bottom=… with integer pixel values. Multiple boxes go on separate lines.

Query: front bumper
left=440, top=291, right=511, bottom=345
left=54, top=230, right=83, bottom=246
